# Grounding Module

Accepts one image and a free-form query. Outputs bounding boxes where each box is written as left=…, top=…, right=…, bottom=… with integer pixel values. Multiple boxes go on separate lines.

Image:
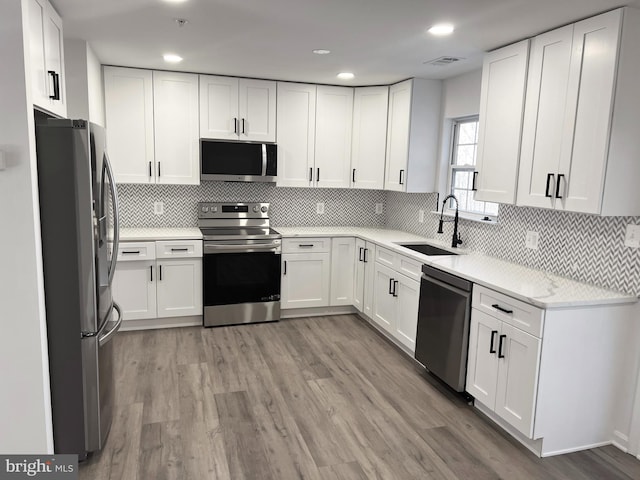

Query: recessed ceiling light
left=428, top=23, right=455, bottom=36
left=313, top=49, right=331, bottom=55
left=337, top=72, right=355, bottom=80
left=163, top=53, right=183, bottom=63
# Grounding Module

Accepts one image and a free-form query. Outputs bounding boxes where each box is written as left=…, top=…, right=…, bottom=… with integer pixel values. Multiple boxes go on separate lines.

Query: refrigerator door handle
left=99, top=303, right=123, bottom=347
left=103, top=152, right=120, bottom=286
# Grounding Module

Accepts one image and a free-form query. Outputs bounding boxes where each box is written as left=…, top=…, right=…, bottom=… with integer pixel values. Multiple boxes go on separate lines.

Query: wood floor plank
left=319, top=461, right=369, bottom=480
left=137, top=421, right=183, bottom=480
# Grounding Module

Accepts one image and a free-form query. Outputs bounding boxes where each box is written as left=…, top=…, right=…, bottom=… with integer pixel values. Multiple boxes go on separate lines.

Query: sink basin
left=399, top=244, right=458, bottom=256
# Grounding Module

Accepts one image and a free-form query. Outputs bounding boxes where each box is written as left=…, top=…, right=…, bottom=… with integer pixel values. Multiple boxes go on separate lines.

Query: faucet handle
left=455, top=233, right=463, bottom=246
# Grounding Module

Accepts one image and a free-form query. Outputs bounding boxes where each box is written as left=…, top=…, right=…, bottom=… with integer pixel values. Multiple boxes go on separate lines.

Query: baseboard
left=541, top=441, right=612, bottom=457
left=281, top=305, right=356, bottom=319
left=119, top=315, right=202, bottom=331
left=612, top=431, right=629, bottom=453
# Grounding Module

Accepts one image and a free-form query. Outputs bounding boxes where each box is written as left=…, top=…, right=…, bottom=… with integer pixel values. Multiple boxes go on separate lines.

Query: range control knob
left=253, top=205, right=260, bottom=213
left=201, top=206, right=210, bottom=213
left=211, top=206, right=218, bottom=213
left=261, top=206, right=268, bottom=213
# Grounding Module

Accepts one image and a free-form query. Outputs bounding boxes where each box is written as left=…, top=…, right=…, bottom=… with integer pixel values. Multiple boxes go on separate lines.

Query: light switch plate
left=525, top=230, right=539, bottom=250
left=375, top=203, right=383, bottom=214
left=418, top=209, right=425, bottom=223
left=624, top=224, right=640, bottom=248
left=316, top=202, right=325, bottom=215
left=153, top=201, right=164, bottom=215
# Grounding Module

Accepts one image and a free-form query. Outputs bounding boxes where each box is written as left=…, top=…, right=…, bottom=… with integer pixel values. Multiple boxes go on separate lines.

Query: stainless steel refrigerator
left=35, top=118, right=122, bottom=459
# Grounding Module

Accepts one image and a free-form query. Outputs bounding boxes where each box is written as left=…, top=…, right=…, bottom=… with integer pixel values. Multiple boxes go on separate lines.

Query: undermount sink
left=398, top=243, right=458, bottom=256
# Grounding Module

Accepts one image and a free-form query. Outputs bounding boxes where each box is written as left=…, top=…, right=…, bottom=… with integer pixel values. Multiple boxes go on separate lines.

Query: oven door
left=203, top=243, right=282, bottom=326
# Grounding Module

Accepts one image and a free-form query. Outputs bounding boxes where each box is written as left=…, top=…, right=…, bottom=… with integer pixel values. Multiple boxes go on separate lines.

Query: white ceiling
left=53, top=0, right=636, bottom=86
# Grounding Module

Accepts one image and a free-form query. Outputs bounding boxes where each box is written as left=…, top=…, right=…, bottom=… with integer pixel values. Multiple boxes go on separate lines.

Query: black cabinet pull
left=159, top=265, right=163, bottom=281
left=352, top=168, right=356, bottom=183
left=122, top=250, right=140, bottom=254
left=364, top=248, right=368, bottom=263
left=283, top=261, right=287, bottom=275
left=492, top=304, right=513, bottom=314
left=150, top=265, right=153, bottom=282
left=399, top=169, right=405, bottom=185
left=158, top=162, right=161, bottom=177
left=545, top=173, right=554, bottom=198
left=555, top=174, right=565, bottom=199
left=298, top=244, right=314, bottom=248
left=309, top=167, right=313, bottom=182
left=317, top=168, right=320, bottom=182
left=148, top=161, right=152, bottom=177
left=171, top=248, right=188, bottom=252
left=388, top=278, right=394, bottom=295
left=242, top=118, right=246, bottom=134
left=359, top=247, right=364, bottom=262
left=498, top=335, right=506, bottom=358
left=472, top=171, right=478, bottom=191
left=489, top=330, right=498, bottom=353
left=393, top=280, right=399, bottom=297
left=48, top=71, right=60, bottom=100
left=233, top=117, right=238, bottom=134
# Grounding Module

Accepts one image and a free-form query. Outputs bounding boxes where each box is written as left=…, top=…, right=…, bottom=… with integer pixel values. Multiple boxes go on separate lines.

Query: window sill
left=431, top=209, right=499, bottom=225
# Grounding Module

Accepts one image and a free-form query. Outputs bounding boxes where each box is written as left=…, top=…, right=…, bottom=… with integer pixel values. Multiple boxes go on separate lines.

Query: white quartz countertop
left=275, top=226, right=637, bottom=309
left=119, top=228, right=203, bottom=241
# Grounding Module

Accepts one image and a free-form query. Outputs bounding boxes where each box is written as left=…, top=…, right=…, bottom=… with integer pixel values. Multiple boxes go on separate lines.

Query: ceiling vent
left=424, top=56, right=464, bottom=67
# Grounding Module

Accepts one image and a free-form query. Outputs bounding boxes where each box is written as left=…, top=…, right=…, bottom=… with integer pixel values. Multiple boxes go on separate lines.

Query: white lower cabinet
left=330, top=237, right=356, bottom=306
left=354, top=239, right=374, bottom=316
left=466, top=308, right=541, bottom=437
left=113, top=240, right=202, bottom=328
left=281, top=253, right=331, bottom=308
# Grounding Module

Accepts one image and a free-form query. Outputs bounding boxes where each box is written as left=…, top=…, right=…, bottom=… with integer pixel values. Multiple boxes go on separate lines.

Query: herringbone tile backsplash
left=118, top=183, right=640, bottom=296
left=385, top=192, right=640, bottom=296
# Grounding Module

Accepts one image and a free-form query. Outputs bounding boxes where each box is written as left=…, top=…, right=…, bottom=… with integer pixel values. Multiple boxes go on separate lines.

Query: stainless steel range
left=198, top=202, right=282, bottom=327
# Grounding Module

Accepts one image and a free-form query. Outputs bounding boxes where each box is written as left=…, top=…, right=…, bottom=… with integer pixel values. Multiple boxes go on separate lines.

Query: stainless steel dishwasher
left=415, top=265, right=472, bottom=392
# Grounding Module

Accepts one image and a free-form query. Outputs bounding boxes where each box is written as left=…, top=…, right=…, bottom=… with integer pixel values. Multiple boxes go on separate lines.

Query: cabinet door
left=475, top=41, right=529, bottom=204
left=199, top=75, right=239, bottom=140
left=517, top=26, right=574, bottom=209
left=353, top=239, right=366, bottom=312
left=557, top=10, right=621, bottom=214
left=238, top=78, right=276, bottom=142
left=371, top=263, right=395, bottom=333
left=466, top=309, right=500, bottom=410
left=28, top=0, right=47, bottom=111
left=315, top=86, right=353, bottom=188
left=112, top=260, right=157, bottom=321
left=156, top=259, right=203, bottom=318
left=351, top=86, right=388, bottom=190
left=153, top=71, right=200, bottom=185
left=42, top=1, right=65, bottom=117
left=384, top=80, right=411, bottom=192
left=495, top=323, right=541, bottom=438
left=330, top=237, right=356, bottom=306
left=362, top=243, right=375, bottom=318
left=394, top=274, right=420, bottom=352
left=276, top=82, right=316, bottom=187
left=281, top=253, right=331, bottom=309
left=104, top=67, right=155, bottom=184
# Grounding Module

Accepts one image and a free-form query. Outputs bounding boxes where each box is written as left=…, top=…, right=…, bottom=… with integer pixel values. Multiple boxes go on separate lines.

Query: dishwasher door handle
left=421, top=273, right=471, bottom=298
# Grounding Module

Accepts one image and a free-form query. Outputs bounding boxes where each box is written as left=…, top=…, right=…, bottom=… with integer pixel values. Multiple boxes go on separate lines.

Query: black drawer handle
left=309, top=167, right=313, bottom=182
left=283, top=260, right=287, bottom=275
left=298, top=244, right=314, bottom=248
left=317, top=168, right=320, bottom=182
left=388, top=278, right=394, bottom=295
left=233, top=118, right=238, bottom=134
left=545, top=173, right=554, bottom=198
left=492, top=304, right=513, bottom=314
left=171, top=248, right=189, bottom=252
left=393, top=280, right=399, bottom=297
left=359, top=247, right=364, bottom=262
left=148, top=161, right=152, bottom=177
left=352, top=168, right=356, bottom=183
left=555, top=174, right=565, bottom=199
left=399, top=169, right=405, bottom=185
left=150, top=265, right=153, bottom=282
left=159, top=265, right=163, bottom=281
left=242, top=118, right=246, bottom=135
left=472, top=171, right=478, bottom=191
left=489, top=330, right=498, bottom=354
left=363, top=248, right=369, bottom=263
left=498, top=334, right=506, bottom=358
left=122, top=250, right=140, bottom=254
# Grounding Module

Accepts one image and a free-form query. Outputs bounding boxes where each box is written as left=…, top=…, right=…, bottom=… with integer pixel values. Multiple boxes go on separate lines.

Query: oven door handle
left=204, top=243, right=281, bottom=254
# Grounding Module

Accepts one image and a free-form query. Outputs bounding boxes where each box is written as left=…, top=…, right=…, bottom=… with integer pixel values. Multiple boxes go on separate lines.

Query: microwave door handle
left=262, top=144, right=267, bottom=176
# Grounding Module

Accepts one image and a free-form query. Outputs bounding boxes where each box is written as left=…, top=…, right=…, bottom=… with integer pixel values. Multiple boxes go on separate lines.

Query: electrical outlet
left=153, top=201, right=164, bottom=215
left=418, top=209, right=425, bottom=223
left=624, top=224, right=640, bottom=248
left=375, top=203, right=383, bottom=214
left=525, top=230, right=539, bottom=250
left=316, top=202, right=325, bottom=215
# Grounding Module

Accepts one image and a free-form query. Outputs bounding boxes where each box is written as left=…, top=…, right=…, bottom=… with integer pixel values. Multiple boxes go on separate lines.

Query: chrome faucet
left=437, top=194, right=463, bottom=248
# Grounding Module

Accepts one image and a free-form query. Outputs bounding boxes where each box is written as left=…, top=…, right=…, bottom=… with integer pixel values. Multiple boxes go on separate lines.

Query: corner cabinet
left=517, top=8, right=640, bottom=215
left=474, top=40, right=529, bottom=204
left=28, top=0, right=66, bottom=118
left=199, top=75, right=276, bottom=142
left=384, top=79, right=442, bottom=193
left=104, top=67, right=199, bottom=185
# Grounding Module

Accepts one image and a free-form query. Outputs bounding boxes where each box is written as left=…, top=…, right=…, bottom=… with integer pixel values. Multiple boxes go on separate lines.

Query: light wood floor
left=80, top=315, right=640, bottom=480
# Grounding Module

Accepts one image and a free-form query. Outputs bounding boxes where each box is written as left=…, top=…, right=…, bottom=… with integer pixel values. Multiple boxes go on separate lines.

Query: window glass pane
left=454, top=145, right=476, bottom=166
left=453, top=170, right=472, bottom=189
left=458, top=122, right=477, bottom=145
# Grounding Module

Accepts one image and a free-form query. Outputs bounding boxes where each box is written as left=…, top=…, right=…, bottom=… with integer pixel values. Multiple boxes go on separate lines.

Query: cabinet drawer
left=374, top=246, right=422, bottom=281
left=117, top=242, right=156, bottom=261
left=282, top=237, right=331, bottom=253
left=473, top=285, right=544, bottom=337
left=156, top=240, right=203, bottom=259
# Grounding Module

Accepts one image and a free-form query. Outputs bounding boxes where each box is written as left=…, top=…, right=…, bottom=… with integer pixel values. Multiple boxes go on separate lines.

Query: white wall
left=64, top=39, right=104, bottom=126
left=0, top=0, right=53, bottom=453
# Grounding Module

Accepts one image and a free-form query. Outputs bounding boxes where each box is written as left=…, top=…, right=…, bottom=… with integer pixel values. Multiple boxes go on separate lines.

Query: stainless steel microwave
left=200, top=140, right=277, bottom=182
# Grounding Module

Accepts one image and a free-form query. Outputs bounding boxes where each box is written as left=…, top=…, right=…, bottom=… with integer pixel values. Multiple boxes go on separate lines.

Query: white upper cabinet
left=28, top=0, right=66, bottom=118
left=276, top=82, right=317, bottom=187
left=351, top=86, right=389, bottom=190
left=153, top=71, right=200, bottom=185
left=474, top=40, right=529, bottom=204
left=517, top=8, right=640, bottom=215
left=384, top=79, right=442, bottom=193
left=104, top=67, right=155, bottom=184
left=199, top=75, right=276, bottom=142
left=315, top=86, right=354, bottom=188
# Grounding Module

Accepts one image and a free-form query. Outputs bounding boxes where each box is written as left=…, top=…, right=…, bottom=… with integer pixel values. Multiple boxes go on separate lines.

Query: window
left=447, top=117, right=499, bottom=218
